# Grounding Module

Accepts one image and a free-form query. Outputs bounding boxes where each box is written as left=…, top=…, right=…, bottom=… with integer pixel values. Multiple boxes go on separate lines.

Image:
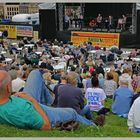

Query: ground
left=0, top=99, right=140, bottom=137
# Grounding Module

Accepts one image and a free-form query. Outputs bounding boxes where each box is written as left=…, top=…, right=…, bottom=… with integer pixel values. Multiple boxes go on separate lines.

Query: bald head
left=0, top=70, right=11, bottom=96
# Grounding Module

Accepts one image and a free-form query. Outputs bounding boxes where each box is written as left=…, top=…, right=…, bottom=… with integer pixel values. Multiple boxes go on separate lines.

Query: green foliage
left=0, top=99, right=139, bottom=137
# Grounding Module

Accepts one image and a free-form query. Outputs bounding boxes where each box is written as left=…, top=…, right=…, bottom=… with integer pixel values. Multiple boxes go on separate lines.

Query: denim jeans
left=23, top=70, right=96, bottom=128
left=40, top=104, right=95, bottom=128
left=81, top=105, right=93, bottom=120
left=23, top=70, right=54, bottom=105
left=118, top=113, right=128, bottom=118
left=132, top=127, right=140, bottom=133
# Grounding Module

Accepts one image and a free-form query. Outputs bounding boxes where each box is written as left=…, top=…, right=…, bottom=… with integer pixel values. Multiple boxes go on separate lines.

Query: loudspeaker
left=109, top=29, right=115, bottom=32
left=102, top=29, right=108, bottom=32
left=137, top=10, right=140, bottom=35
left=96, top=28, right=102, bottom=32
left=116, top=29, right=122, bottom=33
left=39, top=9, right=56, bottom=40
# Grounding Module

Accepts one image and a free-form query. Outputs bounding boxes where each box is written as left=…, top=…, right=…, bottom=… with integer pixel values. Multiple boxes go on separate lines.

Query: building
left=19, top=3, right=28, bottom=14
left=19, top=3, right=39, bottom=14
left=4, top=3, right=19, bottom=19
left=0, top=3, right=39, bottom=19
left=3, top=3, right=19, bottom=19
left=0, top=3, right=4, bottom=18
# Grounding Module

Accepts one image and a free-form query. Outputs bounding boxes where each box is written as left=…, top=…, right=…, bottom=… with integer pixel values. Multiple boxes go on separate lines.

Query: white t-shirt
left=85, top=88, right=106, bottom=111
left=12, top=77, right=25, bottom=93
left=82, top=79, right=88, bottom=91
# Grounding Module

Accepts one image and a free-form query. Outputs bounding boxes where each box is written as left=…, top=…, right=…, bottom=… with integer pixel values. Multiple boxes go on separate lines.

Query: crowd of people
left=0, top=38, right=140, bottom=133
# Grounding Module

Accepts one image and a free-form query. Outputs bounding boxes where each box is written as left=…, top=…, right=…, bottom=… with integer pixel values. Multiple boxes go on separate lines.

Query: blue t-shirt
left=112, top=86, right=134, bottom=115
left=0, top=96, right=43, bottom=129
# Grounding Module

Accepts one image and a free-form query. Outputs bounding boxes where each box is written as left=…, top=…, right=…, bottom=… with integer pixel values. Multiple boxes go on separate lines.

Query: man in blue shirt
left=112, top=76, right=134, bottom=118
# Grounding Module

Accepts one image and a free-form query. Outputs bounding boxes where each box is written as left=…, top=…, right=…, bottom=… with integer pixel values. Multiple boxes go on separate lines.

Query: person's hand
left=128, top=127, right=133, bottom=131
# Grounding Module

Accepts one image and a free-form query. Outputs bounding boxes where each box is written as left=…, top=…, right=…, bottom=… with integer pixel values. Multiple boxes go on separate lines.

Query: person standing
left=122, top=14, right=127, bottom=30
left=64, top=14, right=70, bottom=30
left=108, top=15, right=114, bottom=31
left=78, top=13, right=83, bottom=30
left=96, top=13, right=103, bottom=28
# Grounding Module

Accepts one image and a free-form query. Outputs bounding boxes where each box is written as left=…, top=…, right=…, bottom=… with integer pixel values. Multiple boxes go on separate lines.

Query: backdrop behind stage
left=84, top=3, right=132, bottom=19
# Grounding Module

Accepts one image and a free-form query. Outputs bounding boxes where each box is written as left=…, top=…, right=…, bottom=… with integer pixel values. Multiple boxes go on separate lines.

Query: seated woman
left=85, top=77, right=110, bottom=115
left=104, top=72, right=117, bottom=98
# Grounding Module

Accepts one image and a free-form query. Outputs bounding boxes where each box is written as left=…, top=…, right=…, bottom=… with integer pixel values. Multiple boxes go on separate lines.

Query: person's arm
left=112, top=90, right=116, bottom=102
left=13, top=92, right=51, bottom=130
left=79, top=91, right=84, bottom=109
left=127, top=103, right=135, bottom=131
left=101, top=90, right=106, bottom=105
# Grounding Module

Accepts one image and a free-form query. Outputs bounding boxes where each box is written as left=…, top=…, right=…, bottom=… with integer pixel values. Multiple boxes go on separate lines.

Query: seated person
left=130, top=84, right=140, bottom=107
left=104, top=72, right=117, bottom=98
left=57, top=72, right=92, bottom=120
left=43, top=72, right=57, bottom=91
left=112, top=75, right=134, bottom=118
left=12, top=70, right=25, bottom=93
left=0, top=70, right=105, bottom=130
left=128, top=96, right=140, bottom=133
left=53, top=74, right=67, bottom=107
left=85, top=77, right=110, bottom=115
left=98, top=73, right=105, bottom=89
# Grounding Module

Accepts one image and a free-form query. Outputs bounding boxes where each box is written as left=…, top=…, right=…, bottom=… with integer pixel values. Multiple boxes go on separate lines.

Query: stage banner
left=0, top=25, right=16, bottom=39
left=16, top=25, right=33, bottom=37
left=71, top=31, right=120, bottom=48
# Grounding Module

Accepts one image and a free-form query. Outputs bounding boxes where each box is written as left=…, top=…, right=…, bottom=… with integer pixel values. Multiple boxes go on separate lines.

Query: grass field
left=0, top=99, right=140, bottom=137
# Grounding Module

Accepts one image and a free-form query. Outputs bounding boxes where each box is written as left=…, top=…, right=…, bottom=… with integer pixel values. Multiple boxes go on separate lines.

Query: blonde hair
left=43, top=72, right=51, bottom=81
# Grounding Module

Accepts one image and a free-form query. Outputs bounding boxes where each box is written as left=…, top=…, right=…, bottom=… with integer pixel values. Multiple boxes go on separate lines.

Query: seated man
left=57, top=72, right=92, bottom=120
left=112, top=75, right=134, bottom=118
left=0, top=70, right=104, bottom=130
left=128, top=97, right=140, bottom=133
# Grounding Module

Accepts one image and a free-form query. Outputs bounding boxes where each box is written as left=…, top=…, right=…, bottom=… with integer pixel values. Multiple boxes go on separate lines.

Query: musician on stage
left=96, top=13, right=103, bottom=28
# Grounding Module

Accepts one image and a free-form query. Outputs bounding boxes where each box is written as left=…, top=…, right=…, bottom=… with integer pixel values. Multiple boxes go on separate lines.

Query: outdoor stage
left=55, top=3, right=140, bottom=49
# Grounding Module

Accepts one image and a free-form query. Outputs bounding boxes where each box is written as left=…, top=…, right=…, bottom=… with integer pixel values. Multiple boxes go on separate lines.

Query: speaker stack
left=39, top=9, right=57, bottom=40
